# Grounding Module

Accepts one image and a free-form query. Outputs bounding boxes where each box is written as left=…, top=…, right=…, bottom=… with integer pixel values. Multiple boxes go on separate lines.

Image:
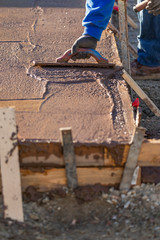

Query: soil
left=0, top=0, right=160, bottom=239
left=0, top=184, right=160, bottom=240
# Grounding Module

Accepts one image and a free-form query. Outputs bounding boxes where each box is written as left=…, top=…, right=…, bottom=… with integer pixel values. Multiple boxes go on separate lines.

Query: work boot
left=131, top=59, right=160, bottom=76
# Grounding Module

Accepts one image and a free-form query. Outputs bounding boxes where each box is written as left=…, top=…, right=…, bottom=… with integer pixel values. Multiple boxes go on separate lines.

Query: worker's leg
left=82, top=0, right=115, bottom=40
left=71, top=0, right=115, bottom=60
left=137, top=0, right=160, bottom=67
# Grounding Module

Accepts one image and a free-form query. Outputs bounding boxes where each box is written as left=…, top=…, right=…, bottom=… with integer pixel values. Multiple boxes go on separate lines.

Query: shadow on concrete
left=0, top=0, right=85, bottom=8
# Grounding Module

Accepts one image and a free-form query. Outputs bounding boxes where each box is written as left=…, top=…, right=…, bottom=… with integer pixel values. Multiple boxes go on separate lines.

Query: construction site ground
left=0, top=184, right=160, bottom=240
left=0, top=0, right=160, bottom=239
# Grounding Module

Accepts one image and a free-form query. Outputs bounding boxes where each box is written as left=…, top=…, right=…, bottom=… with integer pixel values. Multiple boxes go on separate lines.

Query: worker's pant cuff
left=83, top=26, right=103, bottom=41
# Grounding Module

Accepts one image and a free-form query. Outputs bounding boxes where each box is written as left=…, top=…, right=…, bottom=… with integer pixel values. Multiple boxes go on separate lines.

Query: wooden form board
left=0, top=108, right=24, bottom=222
left=18, top=140, right=160, bottom=167
left=0, top=166, right=142, bottom=192
left=0, top=100, right=43, bottom=112
left=0, top=167, right=123, bottom=192
left=133, top=74, right=160, bottom=80
left=138, top=140, right=160, bottom=166
left=0, top=139, right=159, bottom=192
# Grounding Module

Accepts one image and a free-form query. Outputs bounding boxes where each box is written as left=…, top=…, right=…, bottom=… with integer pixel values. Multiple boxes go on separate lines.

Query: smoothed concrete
left=0, top=0, right=135, bottom=145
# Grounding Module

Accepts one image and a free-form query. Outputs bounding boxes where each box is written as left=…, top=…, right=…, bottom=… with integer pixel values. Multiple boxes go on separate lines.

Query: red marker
left=132, top=98, right=140, bottom=108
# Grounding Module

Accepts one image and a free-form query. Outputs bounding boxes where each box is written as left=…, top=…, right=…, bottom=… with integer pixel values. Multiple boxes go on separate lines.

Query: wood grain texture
left=18, top=140, right=160, bottom=167
left=122, top=70, right=160, bottom=117
left=60, top=128, right=78, bottom=189
left=138, top=140, right=160, bottom=166
left=118, top=0, right=130, bottom=73
left=119, top=127, right=146, bottom=191
left=0, top=108, right=24, bottom=222
left=133, top=74, right=160, bottom=80
left=20, top=167, right=123, bottom=192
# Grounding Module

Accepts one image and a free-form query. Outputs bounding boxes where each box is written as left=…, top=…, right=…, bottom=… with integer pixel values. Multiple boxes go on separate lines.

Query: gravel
left=0, top=184, right=160, bottom=239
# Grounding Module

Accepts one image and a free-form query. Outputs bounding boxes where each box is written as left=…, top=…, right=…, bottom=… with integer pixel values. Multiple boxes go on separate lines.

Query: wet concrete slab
left=0, top=62, right=47, bottom=100
left=0, top=0, right=85, bottom=8
left=0, top=7, right=35, bottom=41
left=0, top=0, right=135, bottom=145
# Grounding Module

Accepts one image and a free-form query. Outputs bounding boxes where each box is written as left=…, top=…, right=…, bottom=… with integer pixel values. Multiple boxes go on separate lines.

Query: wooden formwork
left=0, top=137, right=156, bottom=192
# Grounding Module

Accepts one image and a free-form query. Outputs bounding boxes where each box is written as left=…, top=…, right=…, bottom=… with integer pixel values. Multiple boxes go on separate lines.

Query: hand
left=146, top=0, right=160, bottom=16
left=71, top=35, right=98, bottom=61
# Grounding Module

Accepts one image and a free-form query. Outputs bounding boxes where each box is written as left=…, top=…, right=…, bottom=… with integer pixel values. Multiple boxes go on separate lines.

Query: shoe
left=131, top=59, right=160, bottom=76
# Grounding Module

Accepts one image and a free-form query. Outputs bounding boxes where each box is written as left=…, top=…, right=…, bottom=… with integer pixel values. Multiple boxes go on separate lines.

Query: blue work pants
left=137, top=0, right=160, bottom=66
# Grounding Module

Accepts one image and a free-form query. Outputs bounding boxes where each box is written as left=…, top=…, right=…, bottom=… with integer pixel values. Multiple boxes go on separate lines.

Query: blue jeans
left=137, top=0, right=160, bottom=67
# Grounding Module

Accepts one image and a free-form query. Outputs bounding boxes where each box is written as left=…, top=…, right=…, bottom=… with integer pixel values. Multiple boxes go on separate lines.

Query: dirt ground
left=0, top=1, right=160, bottom=239
left=0, top=184, right=160, bottom=240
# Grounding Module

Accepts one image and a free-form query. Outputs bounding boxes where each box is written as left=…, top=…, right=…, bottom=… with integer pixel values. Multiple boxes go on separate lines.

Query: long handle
left=122, top=70, right=160, bottom=117
left=133, top=0, right=148, bottom=12
left=56, top=48, right=108, bottom=64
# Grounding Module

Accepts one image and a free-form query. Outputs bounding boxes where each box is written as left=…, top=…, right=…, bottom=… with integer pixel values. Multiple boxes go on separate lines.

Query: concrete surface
left=0, top=0, right=135, bottom=145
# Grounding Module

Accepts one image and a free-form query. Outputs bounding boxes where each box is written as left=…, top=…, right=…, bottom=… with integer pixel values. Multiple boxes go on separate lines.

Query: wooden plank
left=0, top=100, right=43, bottom=112
left=118, top=0, right=130, bottom=73
left=19, top=142, right=105, bottom=167
left=138, top=140, right=160, bottom=166
left=119, top=127, right=146, bottom=192
left=141, top=167, right=160, bottom=183
left=137, top=167, right=142, bottom=185
left=20, top=167, right=123, bottom=192
left=133, top=0, right=148, bottom=12
left=133, top=74, right=160, bottom=80
left=127, top=15, right=138, bottom=29
left=18, top=140, right=160, bottom=167
left=113, top=2, right=138, bottom=29
left=122, top=70, right=160, bottom=117
left=0, top=108, right=24, bottom=222
left=60, top=128, right=78, bottom=189
left=104, top=144, right=130, bottom=167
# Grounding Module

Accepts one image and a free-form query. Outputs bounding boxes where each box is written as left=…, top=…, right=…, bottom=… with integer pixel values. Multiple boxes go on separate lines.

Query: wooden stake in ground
left=122, top=70, right=160, bottom=117
left=118, top=0, right=130, bottom=73
left=0, top=108, right=24, bottom=222
left=120, top=127, right=146, bottom=192
left=60, top=127, right=78, bottom=189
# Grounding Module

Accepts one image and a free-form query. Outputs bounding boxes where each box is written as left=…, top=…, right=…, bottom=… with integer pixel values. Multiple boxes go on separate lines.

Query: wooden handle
left=56, top=48, right=108, bottom=64
left=122, top=70, right=160, bottom=117
left=133, top=0, right=148, bottom=12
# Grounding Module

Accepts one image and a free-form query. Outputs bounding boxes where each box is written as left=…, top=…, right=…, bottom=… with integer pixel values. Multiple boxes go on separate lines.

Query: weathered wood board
left=0, top=108, right=24, bottom=222
left=18, top=140, right=160, bottom=167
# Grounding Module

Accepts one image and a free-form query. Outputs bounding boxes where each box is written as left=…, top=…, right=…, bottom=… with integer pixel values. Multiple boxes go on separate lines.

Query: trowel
left=133, top=0, right=148, bottom=12
left=33, top=48, right=115, bottom=69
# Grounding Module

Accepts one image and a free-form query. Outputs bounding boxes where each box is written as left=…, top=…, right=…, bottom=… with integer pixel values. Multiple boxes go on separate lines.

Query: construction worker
left=71, top=0, right=160, bottom=76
